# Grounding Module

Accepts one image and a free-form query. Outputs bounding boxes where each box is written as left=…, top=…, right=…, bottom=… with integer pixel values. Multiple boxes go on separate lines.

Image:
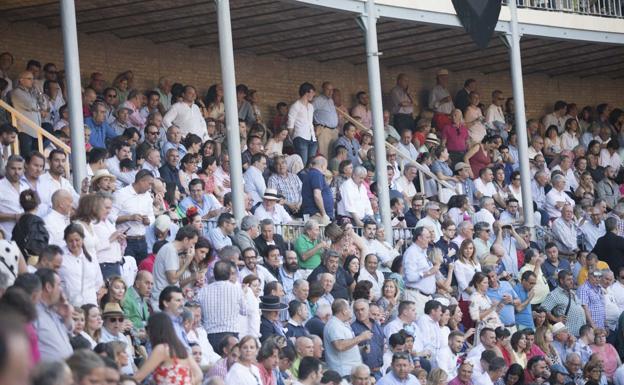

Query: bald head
left=134, top=270, right=154, bottom=297
left=51, top=189, right=73, bottom=215
left=295, top=336, right=314, bottom=357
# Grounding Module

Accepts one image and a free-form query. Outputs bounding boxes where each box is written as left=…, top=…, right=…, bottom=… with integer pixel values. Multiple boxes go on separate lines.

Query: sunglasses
left=107, top=317, right=125, bottom=323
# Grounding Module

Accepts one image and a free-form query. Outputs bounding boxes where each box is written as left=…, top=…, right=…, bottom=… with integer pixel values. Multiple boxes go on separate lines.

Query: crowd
left=1, top=52, right=624, bottom=385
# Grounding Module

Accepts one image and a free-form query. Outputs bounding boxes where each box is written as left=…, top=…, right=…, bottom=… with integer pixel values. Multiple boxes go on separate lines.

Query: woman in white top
left=239, top=274, right=261, bottom=339
left=266, top=127, right=289, bottom=158
left=560, top=118, right=580, bottom=151
left=60, top=223, right=104, bottom=307
left=80, top=304, right=103, bottom=348
left=507, top=171, right=523, bottom=209
left=469, top=272, right=503, bottom=343
left=225, top=335, right=262, bottom=385
left=464, top=92, right=487, bottom=145
left=454, top=239, right=481, bottom=302
left=73, top=194, right=100, bottom=261
left=178, top=154, right=200, bottom=195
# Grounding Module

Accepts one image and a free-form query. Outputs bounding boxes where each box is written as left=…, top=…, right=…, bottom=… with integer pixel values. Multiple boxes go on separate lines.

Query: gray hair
left=551, top=174, right=565, bottom=184
left=458, top=221, right=472, bottom=232
left=32, top=361, right=72, bottom=385
left=240, top=215, right=259, bottom=231
left=353, top=166, right=367, bottom=178
left=260, top=218, right=274, bottom=228
left=181, top=308, right=194, bottom=323
left=293, top=279, right=309, bottom=291
left=479, top=196, right=494, bottom=207
left=218, top=245, right=241, bottom=260
left=303, top=219, right=319, bottom=232
left=425, top=201, right=440, bottom=212
left=351, top=364, right=371, bottom=376
left=613, top=202, right=624, bottom=217
left=316, top=303, right=332, bottom=318
left=404, top=162, right=418, bottom=176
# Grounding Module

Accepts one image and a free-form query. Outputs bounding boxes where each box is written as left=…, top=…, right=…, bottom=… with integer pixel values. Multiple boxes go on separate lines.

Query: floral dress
left=153, top=358, right=191, bottom=385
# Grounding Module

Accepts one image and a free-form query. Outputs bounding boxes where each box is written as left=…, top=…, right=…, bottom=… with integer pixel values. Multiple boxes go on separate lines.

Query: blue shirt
left=486, top=281, right=518, bottom=326
left=86, top=117, right=117, bottom=149
left=169, top=313, right=191, bottom=350
left=514, top=282, right=534, bottom=329
left=301, top=168, right=334, bottom=219
left=377, top=372, right=421, bottom=385
left=351, top=318, right=385, bottom=369
left=542, top=259, right=571, bottom=289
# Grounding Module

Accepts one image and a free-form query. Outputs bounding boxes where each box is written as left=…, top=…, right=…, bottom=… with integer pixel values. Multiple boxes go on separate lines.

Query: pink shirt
left=591, top=343, right=619, bottom=380
left=441, top=123, right=469, bottom=152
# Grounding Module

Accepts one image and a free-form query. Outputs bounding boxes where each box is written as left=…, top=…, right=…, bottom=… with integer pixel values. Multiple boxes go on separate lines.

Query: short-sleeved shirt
left=324, top=316, right=362, bottom=376
left=541, top=287, right=587, bottom=336
left=514, top=282, right=534, bottom=329
left=301, top=168, right=334, bottom=219
left=294, top=234, right=322, bottom=269
left=150, top=242, right=179, bottom=307
left=487, top=281, right=518, bottom=326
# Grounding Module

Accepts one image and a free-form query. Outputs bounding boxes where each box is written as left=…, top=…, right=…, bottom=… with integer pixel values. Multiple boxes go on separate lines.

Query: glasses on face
left=107, top=94, right=117, bottom=98
left=147, top=131, right=159, bottom=135
left=107, top=317, right=124, bottom=323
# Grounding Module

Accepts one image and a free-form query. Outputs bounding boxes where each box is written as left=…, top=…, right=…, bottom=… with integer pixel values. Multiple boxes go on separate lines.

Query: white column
left=216, top=0, right=245, bottom=222
left=60, top=0, right=86, bottom=189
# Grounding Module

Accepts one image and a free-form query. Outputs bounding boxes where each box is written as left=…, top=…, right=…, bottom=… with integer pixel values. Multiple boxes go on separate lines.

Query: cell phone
left=123, top=228, right=130, bottom=234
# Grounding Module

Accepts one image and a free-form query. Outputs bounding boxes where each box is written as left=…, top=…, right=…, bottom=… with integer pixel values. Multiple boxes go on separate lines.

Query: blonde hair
left=427, top=368, right=449, bottom=385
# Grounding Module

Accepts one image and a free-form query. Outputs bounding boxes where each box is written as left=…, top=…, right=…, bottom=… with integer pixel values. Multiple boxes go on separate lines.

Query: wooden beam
left=550, top=53, right=624, bottom=77
left=480, top=42, right=592, bottom=74
left=523, top=46, right=619, bottom=75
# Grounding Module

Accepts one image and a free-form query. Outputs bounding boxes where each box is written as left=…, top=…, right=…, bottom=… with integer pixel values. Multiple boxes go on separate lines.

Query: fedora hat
left=262, top=188, right=281, bottom=201
left=102, top=302, right=124, bottom=318
left=259, top=295, right=288, bottom=311
left=91, top=169, right=116, bottom=185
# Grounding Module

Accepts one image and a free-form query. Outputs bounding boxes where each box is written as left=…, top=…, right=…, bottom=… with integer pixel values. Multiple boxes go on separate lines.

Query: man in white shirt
left=403, top=227, right=438, bottom=315
left=552, top=155, right=578, bottom=192
left=337, top=166, right=373, bottom=227
left=580, top=206, right=606, bottom=251
left=288, top=82, right=317, bottom=167
left=416, top=201, right=443, bottom=242
left=0, top=155, right=29, bottom=240
left=163, top=85, right=207, bottom=140
left=485, top=90, right=507, bottom=139
left=609, top=267, right=624, bottom=311
left=397, top=129, right=418, bottom=164
left=551, top=204, right=579, bottom=257
left=362, top=221, right=400, bottom=273
left=395, top=163, right=418, bottom=208
left=253, top=188, right=292, bottom=230
left=105, top=141, right=132, bottom=180
left=474, top=357, right=506, bottom=385
left=474, top=197, right=497, bottom=227
left=416, top=300, right=444, bottom=363
left=112, top=169, right=155, bottom=264
left=141, top=148, right=161, bottom=178
left=358, top=253, right=385, bottom=301
left=542, top=100, right=568, bottom=134
left=243, top=153, right=267, bottom=207
left=429, top=69, right=454, bottom=129
left=43, top=189, right=72, bottom=247
left=239, top=247, right=276, bottom=289
left=545, top=174, right=575, bottom=220
left=436, top=331, right=465, bottom=378
left=36, top=149, right=80, bottom=217
left=473, top=167, right=497, bottom=199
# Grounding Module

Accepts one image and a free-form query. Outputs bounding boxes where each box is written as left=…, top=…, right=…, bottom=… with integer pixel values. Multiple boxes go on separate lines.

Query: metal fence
left=508, top=0, right=623, bottom=17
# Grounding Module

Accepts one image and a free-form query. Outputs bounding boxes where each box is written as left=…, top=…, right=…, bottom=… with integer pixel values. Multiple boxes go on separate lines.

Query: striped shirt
left=197, top=280, right=248, bottom=334
left=268, top=172, right=303, bottom=206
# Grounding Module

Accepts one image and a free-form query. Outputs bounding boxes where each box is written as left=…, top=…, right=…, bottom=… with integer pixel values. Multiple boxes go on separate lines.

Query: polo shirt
left=301, top=168, right=334, bottom=219
left=351, top=318, right=385, bottom=369
left=324, top=316, right=362, bottom=376
left=294, top=234, right=322, bottom=269
left=514, top=283, right=534, bottom=329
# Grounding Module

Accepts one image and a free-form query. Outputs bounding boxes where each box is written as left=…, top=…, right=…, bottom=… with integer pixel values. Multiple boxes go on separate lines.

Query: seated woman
left=12, top=189, right=49, bottom=261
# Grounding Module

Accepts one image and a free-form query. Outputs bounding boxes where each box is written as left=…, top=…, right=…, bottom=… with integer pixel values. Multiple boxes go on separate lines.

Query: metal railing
left=509, top=0, right=623, bottom=17
left=0, top=99, right=72, bottom=175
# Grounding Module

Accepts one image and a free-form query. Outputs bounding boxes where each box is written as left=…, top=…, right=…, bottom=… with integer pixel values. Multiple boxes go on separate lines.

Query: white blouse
left=454, top=259, right=481, bottom=301
left=238, top=292, right=261, bottom=339
left=59, top=246, right=104, bottom=306
left=225, top=362, right=262, bottom=385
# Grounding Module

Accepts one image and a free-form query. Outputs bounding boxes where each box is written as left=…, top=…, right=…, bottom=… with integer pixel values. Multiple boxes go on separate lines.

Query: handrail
left=335, top=107, right=457, bottom=192
left=0, top=100, right=72, bottom=155
left=505, top=0, right=623, bottom=18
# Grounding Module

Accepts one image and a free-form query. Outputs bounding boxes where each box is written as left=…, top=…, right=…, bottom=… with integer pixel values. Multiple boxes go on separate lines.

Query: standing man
left=324, top=299, right=370, bottom=377
left=10, top=71, right=41, bottom=155
left=454, top=78, right=477, bottom=113
left=389, top=73, right=415, bottom=132
left=288, top=82, right=317, bottom=166
left=112, top=170, right=155, bottom=263
left=312, top=81, right=339, bottom=158
left=301, top=156, right=334, bottom=224
left=0, top=123, right=17, bottom=177
left=0, top=155, right=28, bottom=240
left=542, top=270, right=587, bottom=336
left=403, top=227, right=438, bottom=315
left=163, top=85, right=207, bottom=141
left=429, top=69, right=454, bottom=129
left=576, top=270, right=606, bottom=329
left=351, top=299, right=385, bottom=380
left=351, top=91, right=372, bottom=129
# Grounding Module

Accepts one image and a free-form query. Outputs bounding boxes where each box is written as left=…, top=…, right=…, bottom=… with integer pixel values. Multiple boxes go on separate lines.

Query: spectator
left=301, top=155, right=334, bottom=224
left=268, top=155, right=303, bottom=215
left=243, top=153, right=268, bottom=207
left=308, top=250, right=354, bottom=301
left=288, top=82, right=317, bottom=166
left=592, top=217, right=624, bottom=275
left=254, top=188, right=293, bottom=228
left=12, top=189, right=48, bottom=258
left=10, top=71, right=41, bottom=155
left=0, top=155, right=29, bottom=240
left=324, top=298, right=368, bottom=377
left=577, top=270, right=606, bottom=329
left=254, top=218, right=287, bottom=258
left=378, top=352, right=420, bottom=385
left=542, top=270, right=587, bottom=337
left=0, top=123, right=17, bottom=177
left=163, top=85, right=207, bottom=141
left=122, top=270, right=152, bottom=330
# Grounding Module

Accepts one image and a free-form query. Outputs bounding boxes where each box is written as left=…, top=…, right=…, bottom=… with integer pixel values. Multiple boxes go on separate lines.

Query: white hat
left=154, top=214, right=172, bottom=232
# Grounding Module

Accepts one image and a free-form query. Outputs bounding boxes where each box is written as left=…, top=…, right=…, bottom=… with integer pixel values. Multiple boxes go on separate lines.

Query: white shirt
left=287, top=99, right=315, bottom=141
left=416, top=314, right=443, bottom=361
left=474, top=209, right=496, bottom=227
left=92, top=219, right=123, bottom=264
left=395, top=175, right=417, bottom=199
left=403, top=243, right=436, bottom=294
left=239, top=265, right=277, bottom=290
left=604, top=286, right=620, bottom=331
left=37, top=172, right=79, bottom=217
left=454, top=259, right=481, bottom=300
left=187, top=326, right=221, bottom=366
left=436, top=346, right=461, bottom=378
left=610, top=281, right=624, bottom=311
left=0, top=177, right=29, bottom=240
left=163, top=101, right=208, bottom=141
left=416, top=216, right=443, bottom=242
left=474, top=178, right=497, bottom=198
left=485, top=104, right=505, bottom=125
left=599, top=149, right=622, bottom=174
left=358, top=268, right=385, bottom=301
left=543, top=112, right=566, bottom=134
left=59, top=246, right=104, bottom=307
left=545, top=188, right=575, bottom=219
left=580, top=220, right=605, bottom=251
left=43, top=209, right=70, bottom=247
left=337, top=178, right=373, bottom=220
left=243, top=165, right=266, bottom=207
left=429, top=84, right=453, bottom=114
left=364, top=238, right=399, bottom=272
left=112, top=185, right=155, bottom=237
left=614, top=365, right=624, bottom=385
left=225, top=362, right=262, bottom=385
left=253, top=203, right=292, bottom=228
left=552, top=165, right=578, bottom=192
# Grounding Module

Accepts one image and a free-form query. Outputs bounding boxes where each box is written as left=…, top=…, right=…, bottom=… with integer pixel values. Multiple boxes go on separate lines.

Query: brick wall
left=2, top=20, right=623, bottom=122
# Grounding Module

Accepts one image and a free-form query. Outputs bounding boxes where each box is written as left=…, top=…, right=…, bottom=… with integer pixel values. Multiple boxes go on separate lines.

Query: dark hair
left=63, top=223, right=93, bottom=262
left=288, top=300, right=305, bottom=318
left=13, top=273, right=42, bottom=295
left=217, top=212, right=235, bottom=227
left=0, top=286, right=37, bottom=321
left=158, top=285, right=183, bottom=310
left=527, top=355, right=546, bottom=371
left=213, top=260, right=231, bottom=281
left=505, top=363, right=525, bottom=385
left=389, top=332, right=406, bottom=348
left=510, top=331, right=525, bottom=351
left=87, top=147, right=108, bottom=164
left=298, top=82, right=315, bottom=97
left=352, top=280, right=373, bottom=301
left=19, top=189, right=40, bottom=211
left=93, top=342, right=115, bottom=359
left=146, top=312, right=188, bottom=359
left=215, top=333, right=236, bottom=356
left=299, top=357, right=322, bottom=380
left=0, top=123, right=17, bottom=136
left=35, top=268, right=57, bottom=291
left=134, top=169, right=154, bottom=182
left=521, top=270, right=537, bottom=282
left=424, top=300, right=442, bottom=315
left=175, top=225, right=200, bottom=241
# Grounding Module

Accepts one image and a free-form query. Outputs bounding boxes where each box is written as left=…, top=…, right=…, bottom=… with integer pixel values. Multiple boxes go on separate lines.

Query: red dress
left=153, top=358, right=191, bottom=385
left=469, top=145, right=491, bottom=177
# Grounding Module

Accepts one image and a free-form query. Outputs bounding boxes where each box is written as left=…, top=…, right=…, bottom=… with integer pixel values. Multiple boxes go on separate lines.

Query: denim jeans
left=125, top=237, right=148, bottom=265
left=293, top=137, right=318, bottom=166
left=99, top=262, right=122, bottom=281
